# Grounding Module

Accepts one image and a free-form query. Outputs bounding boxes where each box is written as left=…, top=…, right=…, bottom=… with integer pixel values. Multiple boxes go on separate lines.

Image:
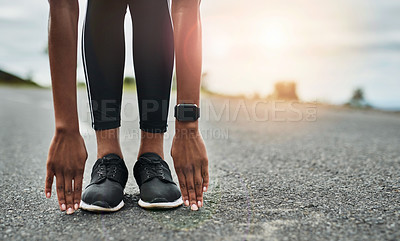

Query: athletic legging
left=83, top=0, right=174, bottom=133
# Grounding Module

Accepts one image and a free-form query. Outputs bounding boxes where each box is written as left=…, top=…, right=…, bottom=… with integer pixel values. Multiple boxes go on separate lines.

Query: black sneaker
left=80, top=153, right=128, bottom=212
left=133, top=153, right=183, bottom=209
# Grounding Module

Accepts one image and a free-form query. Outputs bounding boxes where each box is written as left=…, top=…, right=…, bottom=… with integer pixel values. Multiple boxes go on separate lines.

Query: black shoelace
left=97, top=159, right=125, bottom=179
left=140, top=157, right=167, bottom=180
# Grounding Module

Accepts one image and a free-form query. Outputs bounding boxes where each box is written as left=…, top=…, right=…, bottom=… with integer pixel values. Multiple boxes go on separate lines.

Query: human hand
left=45, top=129, right=87, bottom=214
left=171, top=125, right=209, bottom=211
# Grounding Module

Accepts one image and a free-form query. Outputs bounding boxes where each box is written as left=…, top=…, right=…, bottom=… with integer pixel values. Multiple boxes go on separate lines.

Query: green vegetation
left=123, top=76, right=136, bottom=91
left=77, top=76, right=137, bottom=91
left=0, top=69, right=41, bottom=88
left=345, top=87, right=371, bottom=109
left=119, top=73, right=212, bottom=93
left=77, top=82, right=86, bottom=88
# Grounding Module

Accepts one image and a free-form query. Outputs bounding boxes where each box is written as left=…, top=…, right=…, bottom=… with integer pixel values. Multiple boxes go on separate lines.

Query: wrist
left=175, top=127, right=200, bottom=138
left=175, top=120, right=199, bottom=130
left=55, top=125, right=80, bottom=135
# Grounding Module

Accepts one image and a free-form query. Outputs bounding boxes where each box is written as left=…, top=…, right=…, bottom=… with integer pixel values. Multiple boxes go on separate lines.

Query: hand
left=171, top=126, right=209, bottom=211
left=45, top=129, right=87, bottom=214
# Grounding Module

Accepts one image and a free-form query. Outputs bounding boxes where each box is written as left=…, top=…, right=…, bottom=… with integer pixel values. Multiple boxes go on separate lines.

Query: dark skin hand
left=45, top=0, right=87, bottom=215
left=172, top=0, right=209, bottom=211
left=45, top=130, right=87, bottom=213
left=171, top=124, right=209, bottom=210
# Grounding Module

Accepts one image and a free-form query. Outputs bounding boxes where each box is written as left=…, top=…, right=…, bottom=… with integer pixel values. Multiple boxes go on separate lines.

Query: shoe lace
left=97, top=159, right=125, bottom=179
left=140, top=157, right=166, bottom=179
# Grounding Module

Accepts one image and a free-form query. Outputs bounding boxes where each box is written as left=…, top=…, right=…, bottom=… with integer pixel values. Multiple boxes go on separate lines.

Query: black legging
left=83, top=0, right=174, bottom=133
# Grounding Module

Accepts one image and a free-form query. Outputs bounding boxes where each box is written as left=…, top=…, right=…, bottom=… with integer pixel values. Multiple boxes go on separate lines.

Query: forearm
left=48, top=1, right=79, bottom=132
left=172, top=0, right=202, bottom=130
left=172, top=0, right=202, bottom=106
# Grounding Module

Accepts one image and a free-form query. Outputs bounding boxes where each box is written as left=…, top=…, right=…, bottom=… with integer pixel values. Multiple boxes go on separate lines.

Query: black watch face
left=176, top=104, right=199, bottom=121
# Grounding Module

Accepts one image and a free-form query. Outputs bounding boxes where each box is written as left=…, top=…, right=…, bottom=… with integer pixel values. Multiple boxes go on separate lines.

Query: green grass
left=0, top=81, right=44, bottom=88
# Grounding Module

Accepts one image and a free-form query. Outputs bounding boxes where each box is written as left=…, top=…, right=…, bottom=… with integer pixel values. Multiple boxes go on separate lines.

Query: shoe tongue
left=102, top=153, right=122, bottom=161
left=139, top=152, right=163, bottom=162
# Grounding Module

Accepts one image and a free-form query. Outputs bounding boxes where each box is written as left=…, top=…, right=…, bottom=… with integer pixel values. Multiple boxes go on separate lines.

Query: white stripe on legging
left=82, top=18, right=95, bottom=128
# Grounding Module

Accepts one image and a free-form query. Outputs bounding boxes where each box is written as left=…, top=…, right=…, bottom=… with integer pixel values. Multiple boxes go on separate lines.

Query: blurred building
left=269, top=81, right=299, bottom=100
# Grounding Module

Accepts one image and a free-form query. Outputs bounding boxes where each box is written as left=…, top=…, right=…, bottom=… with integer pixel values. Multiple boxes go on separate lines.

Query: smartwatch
left=174, top=104, right=200, bottom=122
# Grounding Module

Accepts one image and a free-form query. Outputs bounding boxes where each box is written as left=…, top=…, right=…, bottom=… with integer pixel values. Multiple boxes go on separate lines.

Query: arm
left=173, top=0, right=202, bottom=108
left=45, top=0, right=87, bottom=215
left=171, top=0, right=209, bottom=211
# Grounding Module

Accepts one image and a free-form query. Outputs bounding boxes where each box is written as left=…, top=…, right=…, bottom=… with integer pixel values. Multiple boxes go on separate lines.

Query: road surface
left=1, top=87, right=399, bottom=240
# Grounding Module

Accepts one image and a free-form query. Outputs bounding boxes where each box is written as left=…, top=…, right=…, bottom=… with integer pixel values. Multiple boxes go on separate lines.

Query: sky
left=1, top=0, right=400, bottom=109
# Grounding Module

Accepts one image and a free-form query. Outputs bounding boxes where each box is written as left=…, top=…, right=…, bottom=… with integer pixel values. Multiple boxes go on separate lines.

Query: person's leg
left=80, top=0, right=129, bottom=212
left=128, top=0, right=174, bottom=159
left=83, top=0, right=127, bottom=158
left=96, top=129, right=123, bottom=159
left=128, top=0, right=182, bottom=209
left=138, top=130, right=164, bottom=159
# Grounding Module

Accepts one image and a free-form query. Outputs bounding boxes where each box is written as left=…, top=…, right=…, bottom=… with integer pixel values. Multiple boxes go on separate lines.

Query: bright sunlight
left=259, top=18, right=293, bottom=52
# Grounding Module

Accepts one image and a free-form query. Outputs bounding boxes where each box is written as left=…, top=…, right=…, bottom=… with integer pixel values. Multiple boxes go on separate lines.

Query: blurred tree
left=171, top=72, right=177, bottom=90
left=77, top=82, right=87, bottom=88
left=0, top=69, right=39, bottom=87
left=347, top=87, right=370, bottom=108
left=351, top=88, right=364, bottom=102
left=124, top=76, right=136, bottom=85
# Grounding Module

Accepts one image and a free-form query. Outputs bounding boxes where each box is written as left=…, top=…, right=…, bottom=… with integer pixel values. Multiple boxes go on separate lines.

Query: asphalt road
left=1, top=87, right=400, bottom=240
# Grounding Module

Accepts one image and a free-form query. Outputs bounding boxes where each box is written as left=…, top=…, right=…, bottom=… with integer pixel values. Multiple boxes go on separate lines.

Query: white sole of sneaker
left=79, top=200, right=124, bottom=212
left=138, top=197, right=183, bottom=209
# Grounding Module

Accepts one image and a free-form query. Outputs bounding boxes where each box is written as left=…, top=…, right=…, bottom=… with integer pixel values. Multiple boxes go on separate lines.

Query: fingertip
left=66, top=207, right=74, bottom=215
left=74, top=203, right=79, bottom=210
left=203, top=186, right=207, bottom=192
left=61, top=203, right=66, bottom=211
left=184, top=200, right=189, bottom=206
left=191, top=204, right=199, bottom=211
left=46, top=192, right=51, bottom=198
